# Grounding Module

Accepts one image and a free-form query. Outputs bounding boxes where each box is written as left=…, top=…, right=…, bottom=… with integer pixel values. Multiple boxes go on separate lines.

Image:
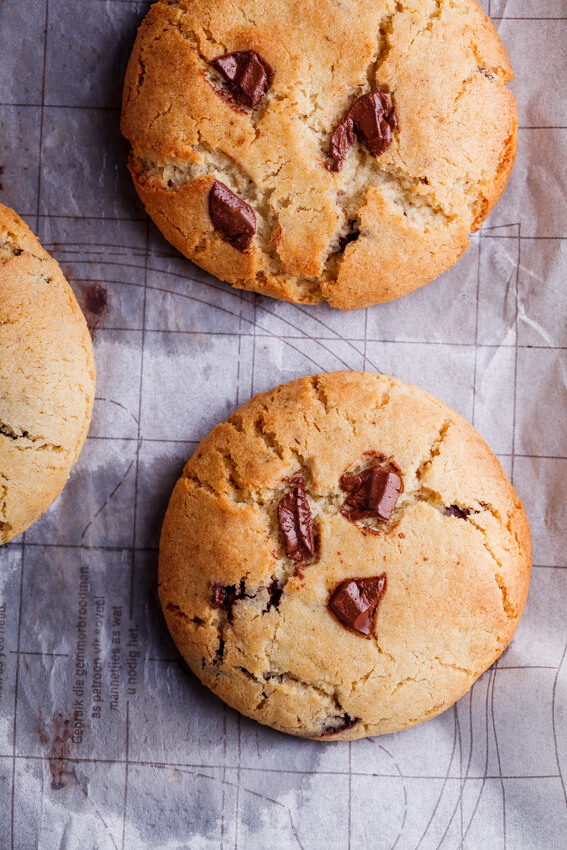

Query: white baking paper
left=0, top=0, right=566, bottom=847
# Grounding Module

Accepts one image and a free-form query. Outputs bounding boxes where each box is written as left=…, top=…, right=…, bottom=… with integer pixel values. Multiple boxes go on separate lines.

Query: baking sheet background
left=1, top=0, right=567, bottom=847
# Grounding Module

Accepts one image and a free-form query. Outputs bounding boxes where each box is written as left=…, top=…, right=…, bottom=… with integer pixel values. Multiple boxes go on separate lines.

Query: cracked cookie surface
left=122, top=0, right=517, bottom=310
left=159, top=372, right=531, bottom=740
left=0, top=204, right=96, bottom=544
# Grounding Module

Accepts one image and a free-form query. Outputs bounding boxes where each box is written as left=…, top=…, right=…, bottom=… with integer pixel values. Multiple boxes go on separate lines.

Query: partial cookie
left=0, top=205, right=96, bottom=544
left=159, top=372, right=531, bottom=740
left=122, top=0, right=517, bottom=310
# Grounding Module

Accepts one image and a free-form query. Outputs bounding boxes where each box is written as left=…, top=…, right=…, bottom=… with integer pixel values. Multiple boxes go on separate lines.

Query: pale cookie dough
left=122, top=0, right=517, bottom=310
left=0, top=205, right=96, bottom=545
left=159, top=372, right=531, bottom=740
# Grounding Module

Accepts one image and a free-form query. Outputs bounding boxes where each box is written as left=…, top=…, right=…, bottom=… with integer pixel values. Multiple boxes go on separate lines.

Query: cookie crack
left=309, top=375, right=330, bottom=415
left=0, top=421, right=67, bottom=453
left=415, top=418, right=452, bottom=481
left=257, top=663, right=358, bottom=734
left=433, top=656, right=474, bottom=677
left=465, top=516, right=517, bottom=619
left=168, top=12, right=228, bottom=63
left=164, top=601, right=191, bottom=623
left=407, top=485, right=478, bottom=521
left=409, top=701, right=446, bottom=724
left=390, top=673, right=429, bottom=698
left=400, top=485, right=521, bottom=621
left=147, top=102, right=173, bottom=131
left=476, top=498, right=525, bottom=556
left=251, top=408, right=287, bottom=460
left=309, top=375, right=393, bottom=428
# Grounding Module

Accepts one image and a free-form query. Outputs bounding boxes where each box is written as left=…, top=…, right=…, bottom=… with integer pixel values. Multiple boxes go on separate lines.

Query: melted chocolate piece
left=328, top=91, right=398, bottom=172
left=340, top=467, right=401, bottom=521
left=321, top=714, right=360, bottom=736
left=444, top=505, right=469, bottom=519
left=277, top=486, right=316, bottom=562
left=211, top=580, right=247, bottom=622
left=211, top=50, right=271, bottom=108
left=209, top=181, right=256, bottom=252
left=329, top=575, right=387, bottom=636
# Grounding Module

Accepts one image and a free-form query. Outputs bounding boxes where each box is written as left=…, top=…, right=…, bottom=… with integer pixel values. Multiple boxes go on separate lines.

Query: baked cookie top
left=159, top=372, right=531, bottom=740
left=0, top=205, right=96, bottom=545
left=122, top=0, right=517, bottom=310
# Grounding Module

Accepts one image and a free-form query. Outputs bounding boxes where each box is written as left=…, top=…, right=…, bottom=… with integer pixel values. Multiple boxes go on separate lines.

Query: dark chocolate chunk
left=282, top=470, right=306, bottom=487
left=265, top=579, right=283, bottom=612
left=211, top=50, right=271, bottom=108
left=209, top=181, right=256, bottom=252
left=263, top=671, right=284, bottom=682
left=444, top=505, right=470, bottom=519
left=321, top=714, right=361, bottom=736
left=328, top=91, right=398, bottom=172
left=329, top=575, right=387, bottom=636
left=340, top=467, right=401, bottom=521
left=215, top=639, right=225, bottom=663
left=211, top=579, right=247, bottom=622
left=277, top=486, right=316, bottom=562
left=338, top=222, right=360, bottom=252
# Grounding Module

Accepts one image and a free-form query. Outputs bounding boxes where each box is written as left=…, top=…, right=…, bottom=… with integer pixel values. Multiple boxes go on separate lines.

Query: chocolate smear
left=209, top=181, right=256, bottom=252
left=211, top=50, right=271, bottom=108
left=327, top=91, right=398, bottom=172
left=329, top=575, right=387, bottom=636
left=277, top=486, right=316, bottom=562
left=211, top=579, right=247, bottom=623
left=340, top=467, right=401, bottom=521
left=444, top=505, right=470, bottom=519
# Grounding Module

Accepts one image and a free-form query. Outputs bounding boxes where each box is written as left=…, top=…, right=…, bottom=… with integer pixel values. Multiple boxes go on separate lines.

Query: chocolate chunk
left=328, top=91, right=398, bottom=172
left=338, top=222, right=360, bottom=252
left=215, top=639, right=225, bottom=663
left=444, top=505, right=469, bottom=519
left=340, top=467, right=401, bottom=521
left=265, top=579, right=283, bottom=612
left=329, top=575, right=387, bottom=636
left=277, top=486, right=316, bottom=562
left=211, top=50, right=271, bottom=108
left=211, top=579, right=247, bottom=622
left=209, top=181, right=256, bottom=252
left=321, top=714, right=360, bottom=736
left=282, top=470, right=306, bottom=487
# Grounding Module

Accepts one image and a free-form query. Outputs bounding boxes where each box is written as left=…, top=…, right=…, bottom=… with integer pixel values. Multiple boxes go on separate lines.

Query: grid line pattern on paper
left=1, top=1, right=566, bottom=848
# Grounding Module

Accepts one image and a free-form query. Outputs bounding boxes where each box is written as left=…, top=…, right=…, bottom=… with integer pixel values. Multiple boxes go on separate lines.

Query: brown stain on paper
left=39, top=713, right=77, bottom=790
left=77, top=281, right=109, bottom=339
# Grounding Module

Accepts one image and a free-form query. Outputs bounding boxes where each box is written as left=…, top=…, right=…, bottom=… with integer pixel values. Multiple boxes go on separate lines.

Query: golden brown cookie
left=0, top=205, right=96, bottom=545
left=159, top=372, right=531, bottom=740
left=122, top=0, right=517, bottom=310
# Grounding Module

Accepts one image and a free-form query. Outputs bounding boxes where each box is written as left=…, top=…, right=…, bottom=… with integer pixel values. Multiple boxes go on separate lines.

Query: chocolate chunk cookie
left=122, top=0, right=517, bottom=310
left=0, top=205, right=96, bottom=544
left=159, top=372, right=531, bottom=739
